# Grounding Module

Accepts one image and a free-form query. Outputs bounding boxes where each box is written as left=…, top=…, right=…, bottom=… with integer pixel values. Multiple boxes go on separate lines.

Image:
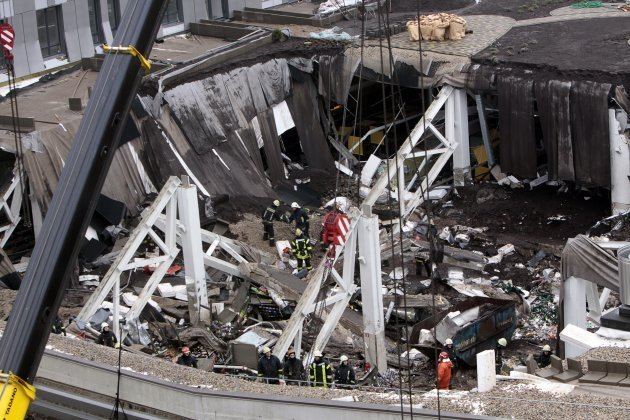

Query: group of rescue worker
left=261, top=200, right=313, bottom=273
left=256, top=346, right=356, bottom=388
left=437, top=337, right=553, bottom=390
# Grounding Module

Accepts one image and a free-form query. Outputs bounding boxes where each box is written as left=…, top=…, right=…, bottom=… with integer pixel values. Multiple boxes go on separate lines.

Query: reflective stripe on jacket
left=309, top=361, right=332, bottom=387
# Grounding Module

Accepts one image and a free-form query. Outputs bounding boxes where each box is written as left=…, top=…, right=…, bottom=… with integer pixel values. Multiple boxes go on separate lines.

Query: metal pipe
left=0, top=0, right=167, bottom=382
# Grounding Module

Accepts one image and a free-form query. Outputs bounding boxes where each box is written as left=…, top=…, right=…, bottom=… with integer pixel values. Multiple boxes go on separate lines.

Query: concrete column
left=609, top=109, right=630, bottom=215
left=177, top=177, right=211, bottom=325
left=358, top=205, right=387, bottom=373
left=448, top=88, right=471, bottom=186
left=476, top=350, right=496, bottom=392
left=563, top=276, right=586, bottom=358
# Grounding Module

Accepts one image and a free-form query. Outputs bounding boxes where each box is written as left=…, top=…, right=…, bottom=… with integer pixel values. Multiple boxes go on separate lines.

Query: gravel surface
left=577, top=346, right=630, bottom=371
left=38, top=329, right=630, bottom=418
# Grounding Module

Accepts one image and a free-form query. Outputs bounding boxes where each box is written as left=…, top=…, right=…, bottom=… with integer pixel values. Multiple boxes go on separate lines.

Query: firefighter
left=288, top=202, right=310, bottom=237
left=334, top=355, right=356, bottom=388
left=291, top=228, right=313, bottom=272
left=496, top=337, right=507, bottom=374
left=535, top=344, right=552, bottom=368
left=442, top=338, right=458, bottom=369
left=284, top=347, right=306, bottom=385
left=51, top=315, right=66, bottom=336
left=309, top=350, right=333, bottom=388
left=261, top=199, right=283, bottom=246
left=437, top=351, right=454, bottom=390
left=176, top=346, right=198, bottom=368
left=96, top=322, right=117, bottom=348
left=257, top=346, right=284, bottom=384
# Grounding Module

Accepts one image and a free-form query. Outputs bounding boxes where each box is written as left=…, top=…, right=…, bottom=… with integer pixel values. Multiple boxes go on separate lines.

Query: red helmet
left=439, top=351, right=449, bottom=360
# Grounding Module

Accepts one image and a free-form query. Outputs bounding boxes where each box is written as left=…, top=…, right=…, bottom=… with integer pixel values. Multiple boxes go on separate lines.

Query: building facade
left=1, top=0, right=227, bottom=79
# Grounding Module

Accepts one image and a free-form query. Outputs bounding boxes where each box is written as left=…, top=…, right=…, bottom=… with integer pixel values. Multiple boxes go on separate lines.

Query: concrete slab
left=598, top=362, right=629, bottom=385
left=579, top=360, right=608, bottom=384
left=554, top=370, right=582, bottom=383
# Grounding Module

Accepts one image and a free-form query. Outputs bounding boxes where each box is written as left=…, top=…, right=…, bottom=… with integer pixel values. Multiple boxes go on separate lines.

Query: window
left=36, top=6, right=64, bottom=58
left=108, top=0, right=120, bottom=35
left=162, top=0, right=183, bottom=25
left=88, top=0, right=103, bottom=44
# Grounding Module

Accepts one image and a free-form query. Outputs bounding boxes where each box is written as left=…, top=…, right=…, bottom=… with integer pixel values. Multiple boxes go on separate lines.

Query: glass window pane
left=108, top=0, right=119, bottom=32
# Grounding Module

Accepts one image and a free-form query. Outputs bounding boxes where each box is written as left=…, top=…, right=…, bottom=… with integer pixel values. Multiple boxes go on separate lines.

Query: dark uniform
left=334, top=363, right=356, bottom=387
left=289, top=208, right=310, bottom=236
left=309, top=359, right=333, bottom=387
left=262, top=203, right=283, bottom=246
left=257, top=354, right=284, bottom=384
left=284, top=356, right=306, bottom=385
left=51, top=316, right=66, bottom=336
left=291, top=233, right=313, bottom=271
left=177, top=354, right=198, bottom=368
left=495, top=346, right=504, bottom=374
left=96, top=330, right=117, bottom=348
left=536, top=350, right=552, bottom=368
left=442, top=345, right=458, bottom=368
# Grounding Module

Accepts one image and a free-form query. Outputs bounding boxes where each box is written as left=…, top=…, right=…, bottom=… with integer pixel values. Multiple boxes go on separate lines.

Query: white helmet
left=295, top=228, right=303, bottom=236
left=445, top=338, right=453, bottom=345
left=314, top=350, right=323, bottom=357
left=542, top=344, right=551, bottom=352
left=101, top=322, right=109, bottom=329
left=340, top=355, right=348, bottom=362
left=291, top=202, right=300, bottom=209
left=262, top=346, right=271, bottom=354
left=497, top=338, right=507, bottom=347
left=273, top=199, right=280, bottom=206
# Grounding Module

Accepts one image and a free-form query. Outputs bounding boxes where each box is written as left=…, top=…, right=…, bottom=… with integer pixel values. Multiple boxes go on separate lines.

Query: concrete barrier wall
left=190, top=22, right=256, bottom=40
left=34, top=351, right=488, bottom=420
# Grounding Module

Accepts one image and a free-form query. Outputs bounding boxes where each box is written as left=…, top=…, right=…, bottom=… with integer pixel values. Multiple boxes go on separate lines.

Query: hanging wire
left=373, top=2, right=410, bottom=417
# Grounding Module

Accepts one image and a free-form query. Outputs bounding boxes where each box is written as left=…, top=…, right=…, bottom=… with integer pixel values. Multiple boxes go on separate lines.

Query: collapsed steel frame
left=0, top=171, right=23, bottom=248
left=77, top=85, right=468, bottom=372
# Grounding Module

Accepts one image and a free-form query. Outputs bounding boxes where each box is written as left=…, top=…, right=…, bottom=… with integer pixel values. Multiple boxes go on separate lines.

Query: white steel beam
left=78, top=177, right=182, bottom=322
left=124, top=252, right=179, bottom=324
left=450, top=88, right=471, bottom=186
left=363, top=85, right=454, bottom=207
left=273, top=210, right=360, bottom=360
left=177, top=177, right=210, bottom=325
left=358, top=205, right=387, bottom=372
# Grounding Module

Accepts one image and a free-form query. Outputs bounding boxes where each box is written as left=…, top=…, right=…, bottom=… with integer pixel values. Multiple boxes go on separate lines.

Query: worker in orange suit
left=437, top=351, right=454, bottom=390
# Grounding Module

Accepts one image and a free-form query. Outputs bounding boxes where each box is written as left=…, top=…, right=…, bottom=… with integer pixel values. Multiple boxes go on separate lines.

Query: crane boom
left=0, top=1, right=166, bottom=417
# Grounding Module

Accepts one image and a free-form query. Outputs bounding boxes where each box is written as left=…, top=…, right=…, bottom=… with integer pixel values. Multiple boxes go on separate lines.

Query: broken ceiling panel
left=22, top=117, right=148, bottom=215
left=570, top=81, right=611, bottom=187
left=153, top=107, right=273, bottom=200
left=318, top=54, right=359, bottom=105
left=257, top=109, right=286, bottom=185
left=535, top=80, right=573, bottom=181
left=288, top=76, right=335, bottom=172
left=497, top=75, right=537, bottom=179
